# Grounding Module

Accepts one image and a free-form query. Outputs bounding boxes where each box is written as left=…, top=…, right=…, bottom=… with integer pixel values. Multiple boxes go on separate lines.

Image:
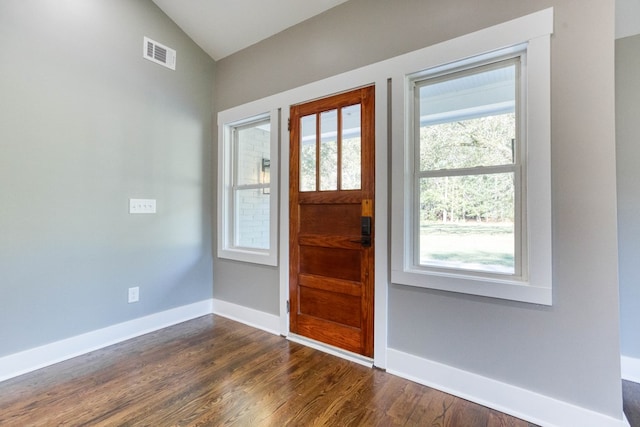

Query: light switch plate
left=129, top=198, right=156, bottom=214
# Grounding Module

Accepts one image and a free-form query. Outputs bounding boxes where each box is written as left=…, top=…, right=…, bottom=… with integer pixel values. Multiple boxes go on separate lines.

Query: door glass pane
left=320, top=109, right=338, bottom=191
left=419, top=172, right=515, bottom=274
left=300, top=114, right=317, bottom=192
left=418, top=61, right=517, bottom=171
left=341, top=104, right=361, bottom=190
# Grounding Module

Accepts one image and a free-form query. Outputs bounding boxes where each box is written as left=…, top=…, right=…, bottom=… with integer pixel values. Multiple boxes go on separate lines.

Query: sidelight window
left=218, top=111, right=278, bottom=266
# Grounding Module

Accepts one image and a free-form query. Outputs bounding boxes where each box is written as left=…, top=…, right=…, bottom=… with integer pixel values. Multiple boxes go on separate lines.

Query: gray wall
left=0, top=0, right=215, bottom=357
left=214, top=0, right=622, bottom=418
left=617, top=33, right=640, bottom=360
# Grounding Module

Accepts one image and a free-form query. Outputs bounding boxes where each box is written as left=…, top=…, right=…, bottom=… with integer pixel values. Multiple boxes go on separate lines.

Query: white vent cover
left=143, top=36, right=176, bottom=70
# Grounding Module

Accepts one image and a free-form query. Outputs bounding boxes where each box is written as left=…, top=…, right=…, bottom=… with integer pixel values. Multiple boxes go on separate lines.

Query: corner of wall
left=0, top=300, right=213, bottom=383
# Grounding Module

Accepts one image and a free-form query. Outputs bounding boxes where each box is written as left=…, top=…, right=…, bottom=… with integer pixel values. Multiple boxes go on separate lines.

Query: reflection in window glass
left=341, top=104, right=361, bottom=190
left=300, top=114, right=317, bottom=192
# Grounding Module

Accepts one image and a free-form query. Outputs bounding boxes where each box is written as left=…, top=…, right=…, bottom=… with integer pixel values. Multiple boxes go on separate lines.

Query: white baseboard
left=2, top=302, right=631, bottom=427
left=622, top=355, right=640, bottom=383
left=212, top=298, right=280, bottom=335
left=0, top=299, right=214, bottom=383
left=387, top=348, right=629, bottom=427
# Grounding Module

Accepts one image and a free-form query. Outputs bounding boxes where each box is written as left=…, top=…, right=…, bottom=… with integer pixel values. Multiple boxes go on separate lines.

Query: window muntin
left=299, top=103, right=363, bottom=193
left=412, top=57, right=524, bottom=278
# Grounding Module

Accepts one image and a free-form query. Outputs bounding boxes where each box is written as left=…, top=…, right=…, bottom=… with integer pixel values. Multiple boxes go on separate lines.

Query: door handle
left=361, top=217, right=372, bottom=236
left=350, top=236, right=371, bottom=247
left=350, top=216, right=372, bottom=247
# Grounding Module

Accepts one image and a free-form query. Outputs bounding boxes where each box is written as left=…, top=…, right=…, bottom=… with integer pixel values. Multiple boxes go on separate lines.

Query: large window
left=218, top=111, right=278, bottom=266
left=413, top=56, right=524, bottom=280
left=391, top=14, right=552, bottom=305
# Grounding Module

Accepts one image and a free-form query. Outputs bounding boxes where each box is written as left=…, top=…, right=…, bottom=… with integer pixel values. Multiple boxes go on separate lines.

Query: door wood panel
left=289, top=86, right=375, bottom=357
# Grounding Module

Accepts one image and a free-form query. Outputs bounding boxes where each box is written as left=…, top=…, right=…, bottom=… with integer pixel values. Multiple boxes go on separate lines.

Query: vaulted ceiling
left=151, top=0, right=348, bottom=61
left=152, top=0, right=640, bottom=62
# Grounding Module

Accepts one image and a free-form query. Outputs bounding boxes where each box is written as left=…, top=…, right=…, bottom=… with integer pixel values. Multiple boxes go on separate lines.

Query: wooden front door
left=289, top=86, right=375, bottom=357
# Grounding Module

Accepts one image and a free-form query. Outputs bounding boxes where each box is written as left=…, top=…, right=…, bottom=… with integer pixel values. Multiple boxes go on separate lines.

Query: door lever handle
left=350, top=236, right=371, bottom=247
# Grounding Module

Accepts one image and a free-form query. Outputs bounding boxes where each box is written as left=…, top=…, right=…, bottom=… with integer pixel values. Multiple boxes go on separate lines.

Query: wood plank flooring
left=0, top=314, right=557, bottom=426
left=624, top=380, right=640, bottom=427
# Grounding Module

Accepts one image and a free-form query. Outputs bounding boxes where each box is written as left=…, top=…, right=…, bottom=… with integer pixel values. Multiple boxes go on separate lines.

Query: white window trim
left=217, top=109, right=279, bottom=266
left=390, top=9, right=553, bottom=305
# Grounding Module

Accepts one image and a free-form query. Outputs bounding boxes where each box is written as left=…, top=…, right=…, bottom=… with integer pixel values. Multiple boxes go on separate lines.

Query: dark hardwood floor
left=0, top=314, right=627, bottom=426
left=625, top=380, right=640, bottom=427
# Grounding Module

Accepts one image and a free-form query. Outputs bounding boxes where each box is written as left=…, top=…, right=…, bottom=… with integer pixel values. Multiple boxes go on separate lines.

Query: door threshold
left=287, top=333, right=374, bottom=368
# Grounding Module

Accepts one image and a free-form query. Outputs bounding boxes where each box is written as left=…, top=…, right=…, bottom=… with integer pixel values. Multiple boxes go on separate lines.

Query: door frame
left=276, top=75, right=389, bottom=368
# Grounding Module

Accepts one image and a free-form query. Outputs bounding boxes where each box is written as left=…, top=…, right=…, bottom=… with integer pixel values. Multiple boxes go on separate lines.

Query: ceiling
left=151, top=0, right=349, bottom=61
left=152, top=0, right=640, bottom=62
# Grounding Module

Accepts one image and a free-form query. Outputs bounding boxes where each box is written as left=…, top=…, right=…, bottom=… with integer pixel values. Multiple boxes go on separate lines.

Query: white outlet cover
left=129, top=198, right=156, bottom=214
left=128, top=286, right=140, bottom=303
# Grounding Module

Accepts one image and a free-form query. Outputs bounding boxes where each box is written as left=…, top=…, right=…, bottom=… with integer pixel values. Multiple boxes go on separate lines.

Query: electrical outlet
left=128, top=286, right=140, bottom=303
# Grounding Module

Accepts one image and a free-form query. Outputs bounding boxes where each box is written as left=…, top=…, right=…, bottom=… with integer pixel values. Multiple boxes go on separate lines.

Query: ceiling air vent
left=143, top=36, right=176, bottom=70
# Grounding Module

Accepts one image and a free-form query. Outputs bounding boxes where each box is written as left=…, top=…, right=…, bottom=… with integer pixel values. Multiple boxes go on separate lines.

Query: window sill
left=391, top=267, right=551, bottom=305
left=218, top=248, right=278, bottom=267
